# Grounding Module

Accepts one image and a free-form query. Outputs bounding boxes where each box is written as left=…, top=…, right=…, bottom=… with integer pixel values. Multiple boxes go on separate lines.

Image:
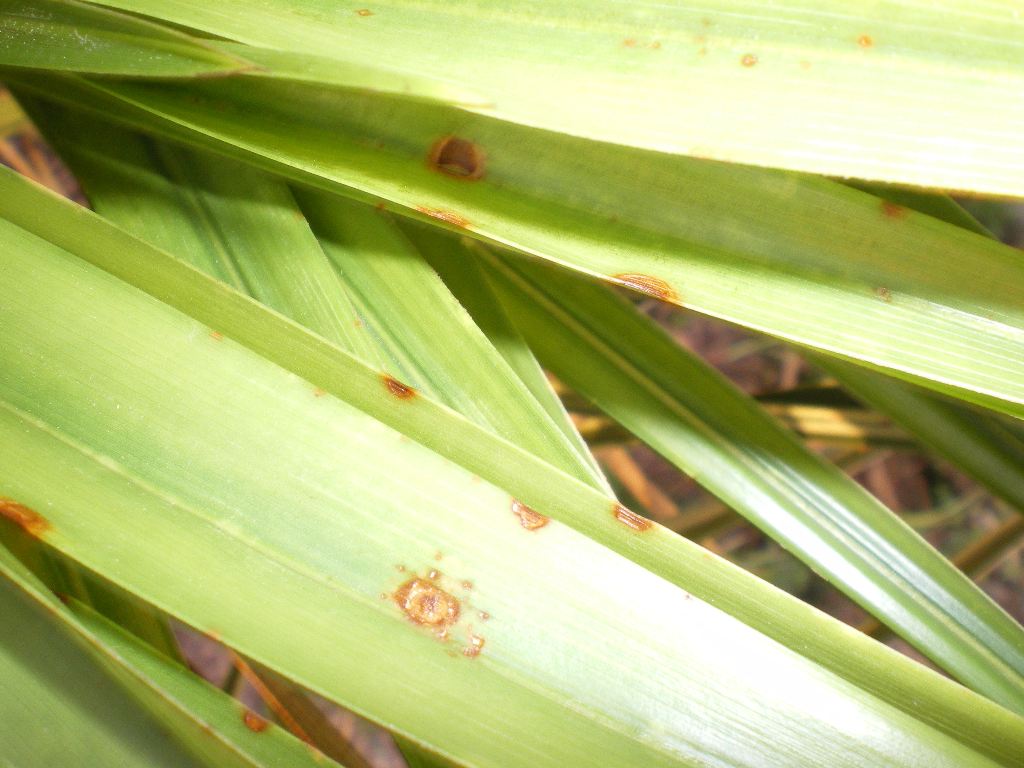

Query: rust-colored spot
left=428, top=136, right=486, bottom=180
left=382, top=374, right=416, bottom=399
left=355, top=8, right=373, bottom=16
left=511, top=498, right=549, bottom=531
left=881, top=200, right=908, bottom=219
left=479, top=611, right=490, bottom=621
left=210, top=330, right=223, bottom=341
left=613, top=273, right=678, bottom=302
left=461, top=580, right=473, bottom=590
left=624, top=38, right=660, bottom=50
left=0, top=498, right=49, bottom=537
left=874, top=286, right=892, bottom=303
left=741, top=53, right=758, bottom=67
left=394, top=577, right=461, bottom=631
left=415, top=206, right=470, bottom=228
left=614, top=504, right=652, bottom=532
left=312, top=387, right=326, bottom=398
left=857, top=34, right=873, bottom=48
left=463, top=633, right=485, bottom=658
left=242, top=710, right=269, bottom=733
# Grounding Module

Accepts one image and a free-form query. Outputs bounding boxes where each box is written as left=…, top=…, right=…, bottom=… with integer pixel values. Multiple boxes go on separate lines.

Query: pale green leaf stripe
left=0, top=207, right=1010, bottom=768
left=0, top=547, right=341, bottom=768
left=0, top=0, right=248, bottom=77
left=468, top=244, right=1024, bottom=712
left=23, top=97, right=605, bottom=493
left=89, top=0, right=1024, bottom=196
left=2, top=168, right=1023, bottom=765
left=295, top=187, right=608, bottom=491
left=10, top=74, right=1023, bottom=418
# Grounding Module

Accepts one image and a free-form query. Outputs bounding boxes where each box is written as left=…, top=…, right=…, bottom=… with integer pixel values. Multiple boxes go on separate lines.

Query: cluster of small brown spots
left=415, top=206, right=471, bottom=228
left=740, top=53, right=758, bottom=67
left=874, top=286, right=893, bottom=303
left=881, top=200, right=907, bottom=219
left=461, top=580, right=473, bottom=590
left=242, top=710, right=269, bottom=733
left=355, top=8, right=373, bottom=16
left=0, top=498, right=50, bottom=537
left=511, top=498, right=549, bottom=531
left=613, top=273, right=678, bottom=303
left=857, top=34, right=873, bottom=48
left=209, top=330, right=223, bottom=341
left=394, top=577, right=461, bottom=632
left=428, top=135, right=486, bottom=180
left=463, top=633, right=485, bottom=658
left=614, top=504, right=652, bottom=532
left=623, top=38, right=661, bottom=50
left=382, top=374, right=416, bottom=399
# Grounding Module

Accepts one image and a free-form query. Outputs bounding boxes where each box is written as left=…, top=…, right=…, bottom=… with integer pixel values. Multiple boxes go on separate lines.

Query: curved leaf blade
left=88, top=0, right=1024, bottom=195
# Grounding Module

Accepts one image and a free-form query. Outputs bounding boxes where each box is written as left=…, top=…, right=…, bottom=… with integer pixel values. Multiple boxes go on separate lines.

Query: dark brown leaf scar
left=415, top=206, right=471, bottom=228
left=0, top=498, right=50, bottom=537
left=381, top=374, right=416, bottom=399
left=511, top=498, right=549, bottom=530
left=612, top=273, right=679, bottom=302
left=614, top=504, right=652, bottom=532
left=242, top=710, right=269, bottom=733
left=428, top=136, right=486, bottom=180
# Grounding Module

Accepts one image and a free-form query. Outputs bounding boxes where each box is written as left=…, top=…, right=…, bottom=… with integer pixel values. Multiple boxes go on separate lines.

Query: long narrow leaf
left=0, top=0, right=249, bottom=77
left=10, top=75, right=1024, bottom=418
left=87, top=0, right=1024, bottom=195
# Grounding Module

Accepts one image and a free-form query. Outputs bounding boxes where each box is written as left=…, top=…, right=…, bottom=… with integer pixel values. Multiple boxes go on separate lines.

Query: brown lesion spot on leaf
left=874, top=286, right=893, bottom=303
left=857, top=34, right=873, bottom=48
left=613, top=273, right=678, bottom=303
left=614, top=504, right=652, bottom=532
left=394, top=576, right=461, bottom=636
left=312, top=387, right=326, bottom=398
left=415, top=206, right=471, bottom=229
left=242, top=710, right=269, bottom=733
left=355, top=8, right=373, bottom=16
left=0, top=498, right=50, bottom=537
left=741, top=53, right=758, bottom=67
left=462, top=633, right=485, bottom=658
left=881, top=200, right=908, bottom=220
left=209, top=330, right=223, bottom=341
left=428, top=135, right=486, bottom=180
left=382, top=374, right=416, bottom=399
left=512, top=498, right=549, bottom=530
